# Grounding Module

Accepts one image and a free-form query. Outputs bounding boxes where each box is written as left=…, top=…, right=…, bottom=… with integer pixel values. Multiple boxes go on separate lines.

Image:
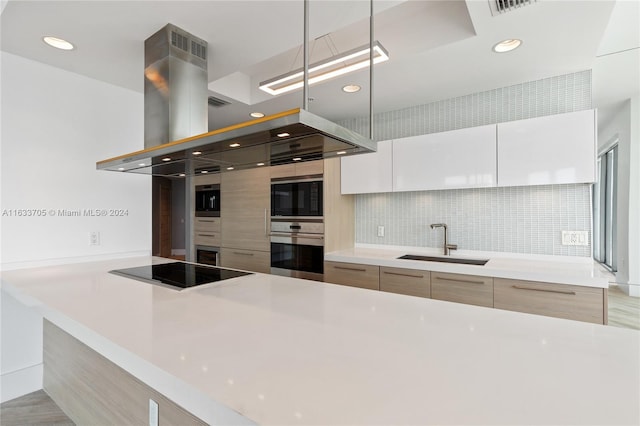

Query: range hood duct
left=97, top=21, right=376, bottom=177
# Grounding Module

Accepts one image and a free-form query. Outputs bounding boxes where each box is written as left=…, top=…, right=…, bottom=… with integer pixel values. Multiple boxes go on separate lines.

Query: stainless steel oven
left=195, top=245, right=219, bottom=266
left=270, top=220, right=324, bottom=281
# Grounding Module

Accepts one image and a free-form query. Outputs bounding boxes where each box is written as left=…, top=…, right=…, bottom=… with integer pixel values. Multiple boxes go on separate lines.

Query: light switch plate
left=377, top=226, right=385, bottom=237
left=561, top=231, right=589, bottom=246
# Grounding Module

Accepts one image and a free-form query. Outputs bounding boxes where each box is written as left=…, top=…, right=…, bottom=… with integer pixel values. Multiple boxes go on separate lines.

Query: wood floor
left=608, top=284, right=640, bottom=330
left=0, top=390, right=74, bottom=426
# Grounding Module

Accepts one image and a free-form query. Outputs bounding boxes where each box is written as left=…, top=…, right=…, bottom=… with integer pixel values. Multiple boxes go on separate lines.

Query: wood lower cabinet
left=494, top=278, right=605, bottom=324
left=431, top=272, right=494, bottom=308
left=220, top=167, right=270, bottom=273
left=324, top=261, right=379, bottom=290
left=44, top=320, right=206, bottom=426
left=380, top=267, right=430, bottom=298
left=220, top=248, right=270, bottom=273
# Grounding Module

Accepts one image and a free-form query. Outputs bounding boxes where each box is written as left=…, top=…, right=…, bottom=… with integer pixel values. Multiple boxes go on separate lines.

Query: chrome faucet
left=430, top=223, right=458, bottom=256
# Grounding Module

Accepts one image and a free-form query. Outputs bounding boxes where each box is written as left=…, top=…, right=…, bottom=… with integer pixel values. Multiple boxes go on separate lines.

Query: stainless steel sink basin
left=398, top=254, right=489, bottom=266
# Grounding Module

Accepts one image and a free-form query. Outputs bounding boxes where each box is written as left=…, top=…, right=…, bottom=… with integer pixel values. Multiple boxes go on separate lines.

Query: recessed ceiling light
left=342, top=84, right=361, bottom=93
left=162, top=157, right=171, bottom=162
left=229, top=143, right=240, bottom=148
left=192, top=151, right=202, bottom=155
left=257, top=162, right=265, bottom=166
left=42, top=36, right=75, bottom=51
left=178, top=173, right=186, bottom=177
left=293, top=157, right=302, bottom=161
left=336, top=151, right=347, bottom=155
left=493, top=39, right=522, bottom=53
left=227, top=166, right=235, bottom=170
left=117, top=167, right=125, bottom=171
left=138, top=163, right=145, bottom=167
left=250, top=112, right=265, bottom=118
left=277, top=132, right=290, bottom=138
left=201, top=170, right=208, bottom=174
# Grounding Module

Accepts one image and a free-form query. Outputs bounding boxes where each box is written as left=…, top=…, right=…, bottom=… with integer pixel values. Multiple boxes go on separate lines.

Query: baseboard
left=0, top=364, right=43, bottom=403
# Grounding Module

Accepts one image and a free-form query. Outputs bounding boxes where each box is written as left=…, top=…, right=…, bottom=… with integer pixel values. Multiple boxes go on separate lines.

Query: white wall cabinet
left=340, top=140, right=393, bottom=194
left=497, top=110, right=596, bottom=186
left=392, top=124, right=497, bottom=192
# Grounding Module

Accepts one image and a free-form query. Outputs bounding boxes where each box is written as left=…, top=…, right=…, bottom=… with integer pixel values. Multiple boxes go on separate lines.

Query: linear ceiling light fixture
left=259, top=40, right=389, bottom=96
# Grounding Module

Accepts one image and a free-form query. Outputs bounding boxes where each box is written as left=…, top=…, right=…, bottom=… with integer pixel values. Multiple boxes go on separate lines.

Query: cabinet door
left=341, top=140, right=393, bottom=194
left=494, top=278, right=604, bottom=324
left=220, top=248, right=270, bottom=273
left=497, top=109, right=596, bottom=186
left=324, top=261, right=379, bottom=290
left=380, top=267, right=430, bottom=298
left=431, top=272, right=493, bottom=308
left=221, top=167, right=270, bottom=251
left=393, top=125, right=496, bottom=192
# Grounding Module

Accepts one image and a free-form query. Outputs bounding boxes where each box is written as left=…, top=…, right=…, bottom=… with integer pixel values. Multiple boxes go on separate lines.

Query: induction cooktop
left=110, top=262, right=252, bottom=290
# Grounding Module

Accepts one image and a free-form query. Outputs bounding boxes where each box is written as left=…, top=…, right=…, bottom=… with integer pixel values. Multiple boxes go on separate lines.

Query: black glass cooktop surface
left=110, top=262, right=252, bottom=290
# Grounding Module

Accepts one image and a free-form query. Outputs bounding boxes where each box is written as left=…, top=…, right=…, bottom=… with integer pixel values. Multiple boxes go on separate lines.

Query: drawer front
left=431, top=272, right=493, bottom=308
left=380, top=267, right=430, bottom=298
left=193, top=231, right=221, bottom=247
left=220, top=248, right=270, bottom=274
left=324, top=261, right=379, bottom=290
left=194, top=217, right=221, bottom=232
left=494, top=278, right=605, bottom=324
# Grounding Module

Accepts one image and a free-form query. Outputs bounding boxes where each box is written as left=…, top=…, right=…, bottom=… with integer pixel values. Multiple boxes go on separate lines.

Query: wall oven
left=270, top=220, right=324, bottom=281
left=195, top=184, right=221, bottom=217
left=271, top=177, right=323, bottom=218
left=195, top=245, right=219, bottom=266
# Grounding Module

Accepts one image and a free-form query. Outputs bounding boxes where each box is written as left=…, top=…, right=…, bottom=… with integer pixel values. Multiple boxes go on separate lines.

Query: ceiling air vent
left=208, top=96, right=231, bottom=107
left=489, top=0, right=536, bottom=16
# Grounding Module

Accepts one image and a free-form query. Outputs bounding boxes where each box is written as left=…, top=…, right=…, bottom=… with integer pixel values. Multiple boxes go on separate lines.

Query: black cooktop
left=110, top=262, right=252, bottom=290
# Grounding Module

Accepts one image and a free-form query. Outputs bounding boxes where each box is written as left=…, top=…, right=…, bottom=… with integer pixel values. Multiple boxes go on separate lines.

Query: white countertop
left=1, top=257, right=638, bottom=425
left=325, top=244, right=613, bottom=288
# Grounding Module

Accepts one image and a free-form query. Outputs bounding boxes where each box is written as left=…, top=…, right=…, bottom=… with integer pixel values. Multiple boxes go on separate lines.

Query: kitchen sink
left=397, top=254, right=489, bottom=266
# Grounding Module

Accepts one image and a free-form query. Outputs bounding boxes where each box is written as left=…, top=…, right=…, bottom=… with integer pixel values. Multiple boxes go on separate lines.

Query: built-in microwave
left=271, top=177, right=323, bottom=218
left=195, top=184, right=220, bottom=217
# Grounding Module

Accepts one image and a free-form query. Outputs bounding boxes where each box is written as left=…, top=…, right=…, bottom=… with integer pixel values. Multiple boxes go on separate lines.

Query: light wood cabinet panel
left=44, top=320, right=206, bottom=426
left=194, top=217, right=221, bottom=232
left=192, top=173, right=221, bottom=185
left=324, top=261, right=379, bottom=290
left=494, top=278, right=605, bottom=324
left=193, top=231, right=221, bottom=247
left=431, top=272, right=494, bottom=308
left=380, top=267, right=431, bottom=298
left=323, top=158, right=354, bottom=252
left=497, top=109, right=596, bottom=186
left=270, top=160, right=323, bottom=179
left=221, top=167, right=270, bottom=251
left=341, top=139, right=393, bottom=194
left=220, top=248, right=270, bottom=273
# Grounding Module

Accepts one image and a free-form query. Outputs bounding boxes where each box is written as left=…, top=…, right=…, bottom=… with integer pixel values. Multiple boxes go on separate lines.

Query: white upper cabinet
left=497, top=110, right=596, bottom=186
left=392, top=124, right=497, bottom=192
left=341, top=139, right=393, bottom=194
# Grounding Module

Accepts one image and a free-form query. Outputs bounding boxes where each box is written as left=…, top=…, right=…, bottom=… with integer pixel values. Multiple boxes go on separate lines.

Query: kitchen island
left=1, top=256, right=638, bottom=425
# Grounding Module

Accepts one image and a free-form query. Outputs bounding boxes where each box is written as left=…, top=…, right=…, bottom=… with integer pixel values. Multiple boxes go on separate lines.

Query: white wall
left=0, top=52, right=150, bottom=401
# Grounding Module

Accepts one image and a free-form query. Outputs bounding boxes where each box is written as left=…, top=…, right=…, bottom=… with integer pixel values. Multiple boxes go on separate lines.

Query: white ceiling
left=1, top=0, right=637, bottom=131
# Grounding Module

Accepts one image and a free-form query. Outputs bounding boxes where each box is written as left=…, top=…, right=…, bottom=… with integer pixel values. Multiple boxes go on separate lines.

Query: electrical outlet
left=89, top=231, right=100, bottom=246
left=149, top=399, right=159, bottom=426
left=377, top=225, right=385, bottom=237
left=561, top=231, right=589, bottom=246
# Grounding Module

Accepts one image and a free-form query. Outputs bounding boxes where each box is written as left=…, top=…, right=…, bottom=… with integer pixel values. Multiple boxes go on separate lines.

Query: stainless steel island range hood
left=96, top=107, right=376, bottom=177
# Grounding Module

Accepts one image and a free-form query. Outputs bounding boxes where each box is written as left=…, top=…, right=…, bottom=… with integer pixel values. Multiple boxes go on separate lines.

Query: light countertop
left=1, top=257, right=638, bottom=425
left=325, top=244, right=613, bottom=288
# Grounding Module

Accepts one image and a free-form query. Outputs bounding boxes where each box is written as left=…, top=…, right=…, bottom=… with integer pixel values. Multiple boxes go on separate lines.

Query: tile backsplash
left=339, top=70, right=593, bottom=257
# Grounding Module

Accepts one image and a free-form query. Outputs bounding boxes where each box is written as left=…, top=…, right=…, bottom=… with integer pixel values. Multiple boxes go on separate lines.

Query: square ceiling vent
left=489, top=0, right=537, bottom=16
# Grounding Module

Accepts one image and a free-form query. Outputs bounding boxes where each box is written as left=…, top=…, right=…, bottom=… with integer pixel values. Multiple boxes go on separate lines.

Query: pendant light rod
left=369, top=0, right=374, bottom=140
left=302, top=0, right=310, bottom=110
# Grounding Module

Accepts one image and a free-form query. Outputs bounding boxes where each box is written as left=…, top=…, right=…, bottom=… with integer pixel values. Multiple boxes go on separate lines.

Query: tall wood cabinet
left=220, top=167, right=270, bottom=273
